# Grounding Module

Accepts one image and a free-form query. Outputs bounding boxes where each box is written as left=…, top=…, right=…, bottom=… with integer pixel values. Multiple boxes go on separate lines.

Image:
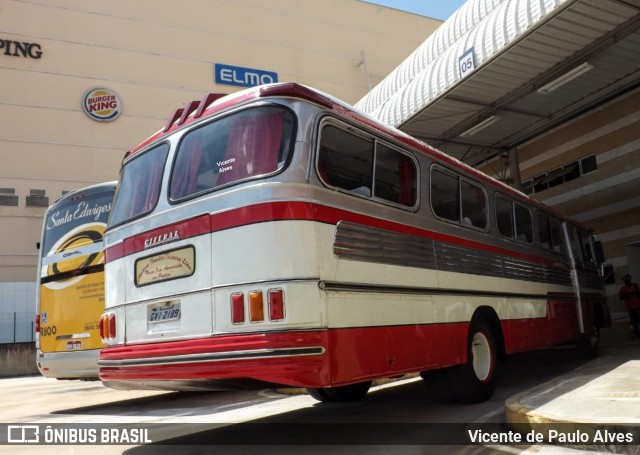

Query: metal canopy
left=355, top=0, right=640, bottom=168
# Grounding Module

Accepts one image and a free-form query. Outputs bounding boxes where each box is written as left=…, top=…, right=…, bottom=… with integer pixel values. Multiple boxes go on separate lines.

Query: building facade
left=353, top=0, right=640, bottom=316
left=0, top=0, right=441, bottom=342
left=516, top=88, right=640, bottom=312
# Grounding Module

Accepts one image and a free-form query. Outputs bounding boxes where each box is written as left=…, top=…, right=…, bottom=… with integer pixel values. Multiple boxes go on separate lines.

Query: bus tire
left=449, top=317, right=497, bottom=403
left=306, top=381, right=372, bottom=403
left=306, top=387, right=332, bottom=402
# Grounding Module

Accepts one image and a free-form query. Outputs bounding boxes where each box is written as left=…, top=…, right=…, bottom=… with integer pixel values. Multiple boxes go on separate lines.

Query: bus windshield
left=109, top=105, right=295, bottom=228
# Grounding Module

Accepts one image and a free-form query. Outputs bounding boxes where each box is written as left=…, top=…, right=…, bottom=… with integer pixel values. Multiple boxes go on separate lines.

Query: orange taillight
left=249, top=291, right=264, bottom=322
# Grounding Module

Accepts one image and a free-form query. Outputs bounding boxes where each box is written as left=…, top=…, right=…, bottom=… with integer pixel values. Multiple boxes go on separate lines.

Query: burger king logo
left=82, top=88, right=122, bottom=122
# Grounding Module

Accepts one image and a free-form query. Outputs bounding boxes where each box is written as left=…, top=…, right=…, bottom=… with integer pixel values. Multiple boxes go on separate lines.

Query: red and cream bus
left=99, top=83, right=609, bottom=402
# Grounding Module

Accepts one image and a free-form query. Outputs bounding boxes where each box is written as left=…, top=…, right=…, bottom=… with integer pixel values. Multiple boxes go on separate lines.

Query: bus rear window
left=109, top=143, right=170, bottom=227
left=169, top=106, right=295, bottom=200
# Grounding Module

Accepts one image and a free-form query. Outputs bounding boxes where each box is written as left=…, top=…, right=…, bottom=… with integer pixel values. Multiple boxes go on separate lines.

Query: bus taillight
left=268, top=289, right=285, bottom=321
left=100, top=313, right=117, bottom=342
left=35, top=314, right=40, bottom=334
left=231, top=293, right=245, bottom=324
left=231, top=289, right=285, bottom=324
left=108, top=314, right=116, bottom=339
left=249, top=291, right=264, bottom=322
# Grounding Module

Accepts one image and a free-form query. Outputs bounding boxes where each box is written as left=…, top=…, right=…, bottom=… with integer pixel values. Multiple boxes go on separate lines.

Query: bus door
left=562, top=223, right=604, bottom=337
left=562, top=223, right=586, bottom=335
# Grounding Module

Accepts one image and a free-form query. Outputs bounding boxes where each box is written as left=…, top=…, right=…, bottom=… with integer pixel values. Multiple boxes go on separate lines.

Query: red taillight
left=108, top=314, right=116, bottom=339
left=35, top=314, right=40, bottom=334
left=268, top=289, right=285, bottom=321
left=99, top=316, right=105, bottom=340
left=231, top=293, right=245, bottom=324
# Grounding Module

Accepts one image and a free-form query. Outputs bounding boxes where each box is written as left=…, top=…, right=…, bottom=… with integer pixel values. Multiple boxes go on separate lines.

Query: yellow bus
left=35, top=182, right=116, bottom=379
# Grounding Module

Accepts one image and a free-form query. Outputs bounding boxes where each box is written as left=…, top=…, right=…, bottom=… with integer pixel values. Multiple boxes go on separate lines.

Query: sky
left=361, top=0, right=468, bottom=20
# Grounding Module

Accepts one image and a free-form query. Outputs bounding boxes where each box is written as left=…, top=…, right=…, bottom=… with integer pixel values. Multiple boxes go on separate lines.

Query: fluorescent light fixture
left=537, top=62, right=593, bottom=95
left=460, top=115, right=500, bottom=137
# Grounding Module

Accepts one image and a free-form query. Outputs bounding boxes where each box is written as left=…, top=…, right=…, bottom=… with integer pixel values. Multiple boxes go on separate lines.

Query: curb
left=504, top=349, right=640, bottom=454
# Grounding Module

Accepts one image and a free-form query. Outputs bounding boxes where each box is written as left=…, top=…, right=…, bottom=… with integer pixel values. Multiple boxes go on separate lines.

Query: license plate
left=149, top=303, right=181, bottom=323
left=66, top=341, right=81, bottom=350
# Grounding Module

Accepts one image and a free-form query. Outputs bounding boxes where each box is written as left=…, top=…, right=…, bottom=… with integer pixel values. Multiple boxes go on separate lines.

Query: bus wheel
left=306, top=381, right=372, bottom=403
left=449, top=317, right=496, bottom=403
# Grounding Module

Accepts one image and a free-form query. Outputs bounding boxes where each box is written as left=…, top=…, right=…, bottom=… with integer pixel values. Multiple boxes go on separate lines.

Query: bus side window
left=460, top=179, right=487, bottom=229
left=431, top=168, right=459, bottom=222
left=374, top=143, right=416, bottom=206
left=550, top=217, right=564, bottom=253
left=537, top=212, right=552, bottom=250
left=495, top=195, right=532, bottom=243
left=431, top=167, right=486, bottom=228
left=318, top=124, right=373, bottom=196
left=514, top=204, right=533, bottom=243
left=495, top=195, right=514, bottom=238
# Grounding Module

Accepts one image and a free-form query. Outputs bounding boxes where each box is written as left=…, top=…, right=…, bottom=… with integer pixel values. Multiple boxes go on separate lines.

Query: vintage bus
left=98, top=83, right=609, bottom=402
left=36, top=182, right=116, bottom=379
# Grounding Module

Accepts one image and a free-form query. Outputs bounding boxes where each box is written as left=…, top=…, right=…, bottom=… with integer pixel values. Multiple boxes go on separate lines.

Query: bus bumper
left=37, top=349, right=100, bottom=380
left=98, top=330, right=330, bottom=391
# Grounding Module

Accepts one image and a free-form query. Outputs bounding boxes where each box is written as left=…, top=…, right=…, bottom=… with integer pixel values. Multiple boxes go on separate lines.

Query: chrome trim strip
left=99, top=346, right=325, bottom=368
left=319, top=281, right=567, bottom=301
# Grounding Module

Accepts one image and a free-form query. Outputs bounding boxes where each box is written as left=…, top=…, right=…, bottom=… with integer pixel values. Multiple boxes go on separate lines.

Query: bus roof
left=126, top=83, right=590, bottom=232
left=49, top=181, right=117, bottom=210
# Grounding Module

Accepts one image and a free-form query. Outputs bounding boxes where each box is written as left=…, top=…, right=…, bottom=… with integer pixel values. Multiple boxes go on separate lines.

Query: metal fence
left=0, top=312, right=35, bottom=344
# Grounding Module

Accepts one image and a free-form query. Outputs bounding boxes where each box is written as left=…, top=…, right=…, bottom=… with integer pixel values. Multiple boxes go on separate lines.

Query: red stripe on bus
left=105, top=201, right=563, bottom=267
left=99, top=325, right=470, bottom=388
left=327, top=323, right=468, bottom=384
left=100, top=330, right=331, bottom=388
